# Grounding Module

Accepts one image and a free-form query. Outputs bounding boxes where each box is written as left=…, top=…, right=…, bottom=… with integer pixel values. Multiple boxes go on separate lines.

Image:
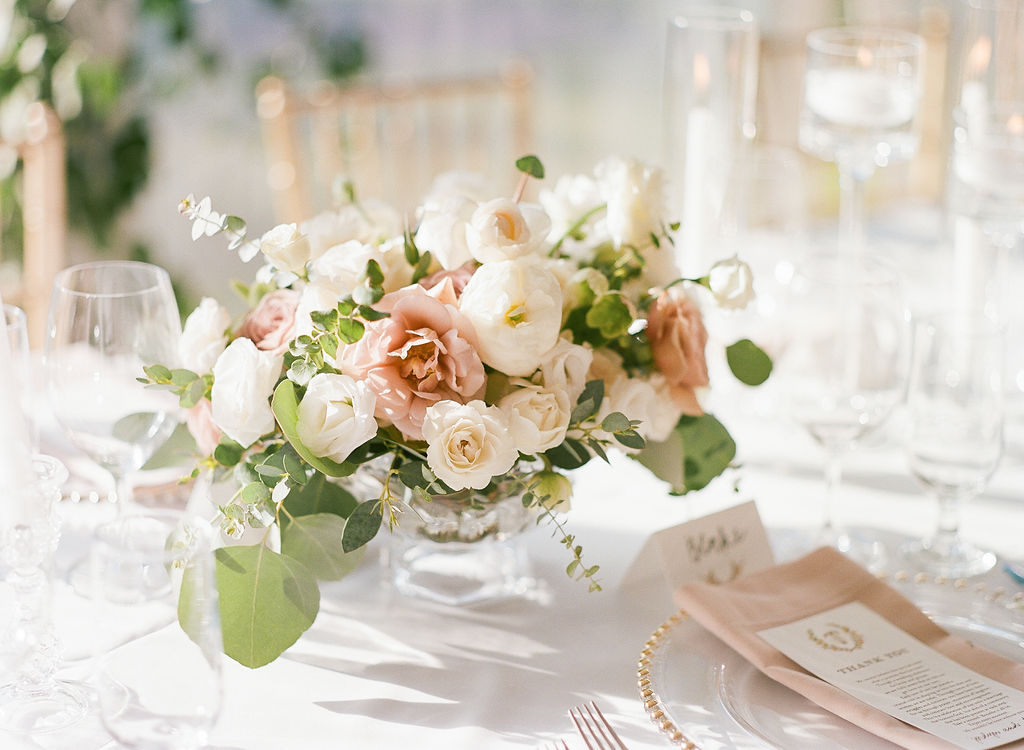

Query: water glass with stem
left=780, top=253, right=909, bottom=557
left=799, top=27, right=923, bottom=255
left=901, top=313, right=1003, bottom=578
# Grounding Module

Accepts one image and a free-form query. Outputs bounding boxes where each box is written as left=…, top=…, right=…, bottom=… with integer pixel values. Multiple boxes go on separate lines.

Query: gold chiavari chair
left=255, top=60, right=533, bottom=223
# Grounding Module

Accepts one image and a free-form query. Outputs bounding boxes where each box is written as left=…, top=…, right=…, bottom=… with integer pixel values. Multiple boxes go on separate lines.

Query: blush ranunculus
left=236, top=289, right=299, bottom=355
left=337, top=284, right=485, bottom=441
left=185, top=398, right=221, bottom=456
left=646, top=286, right=709, bottom=416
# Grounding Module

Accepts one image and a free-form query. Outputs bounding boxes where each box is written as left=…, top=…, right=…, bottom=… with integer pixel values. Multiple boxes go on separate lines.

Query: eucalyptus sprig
left=178, top=194, right=260, bottom=262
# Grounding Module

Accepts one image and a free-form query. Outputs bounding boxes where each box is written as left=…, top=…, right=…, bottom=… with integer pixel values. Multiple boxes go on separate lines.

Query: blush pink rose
left=646, top=287, right=709, bottom=416
left=338, top=284, right=486, bottom=440
left=418, top=261, right=477, bottom=299
left=186, top=398, right=222, bottom=456
left=237, top=289, right=299, bottom=355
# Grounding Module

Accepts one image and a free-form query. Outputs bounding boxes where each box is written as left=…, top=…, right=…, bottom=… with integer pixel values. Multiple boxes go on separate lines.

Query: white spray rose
left=296, top=374, right=377, bottom=464
left=178, top=297, right=230, bottom=374
left=210, top=338, right=282, bottom=448
left=707, top=256, right=755, bottom=310
left=308, top=240, right=377, bottom=298
left=595, top=156, right=665, bottom=250
left=422, top=400, right=518, bottom=491
left=259, top=223, right=312, bottom=275
left=466, top=198, right=551, bottom=263
left=458, top=258, right=563, bottom=376
left=539, top=337, right=593, bottom=405
left=415, top=195, right=476, bottom=270
left=499, top=381, right=571, bottom=454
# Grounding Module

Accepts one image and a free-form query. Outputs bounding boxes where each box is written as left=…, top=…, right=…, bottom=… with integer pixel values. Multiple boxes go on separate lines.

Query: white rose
left=458, top=258, right=563, bottom=376
left=707, top=256, right=756, bottom=310
left=499, top=381, right=571, bottom=454
left=415, top=195, right=476, bottom=270
left=422, top=400, right=518, bottom=491
left=260, top=223, right=312, bottom=275
left=595, top=156, right=665, bottom=249
left=296, top=373, right=377, bottom=463
left=595, top=373, right=681, bottom=447
left=294, top=282, right=342, bottom=341
left=419, top=170, right=493, bottom=211
left=308, top=240, right=377, bottom=297
left=301, top=201, right=403, bottom=259
left=539, top=337, right=593, bottom=405
left=210, top=338, right=282, bottom=448
left=466, top=198, right=551, bottom=263
left=538, top=173, right=607, bottom=264
left=179, top=297, right=230, bottom=374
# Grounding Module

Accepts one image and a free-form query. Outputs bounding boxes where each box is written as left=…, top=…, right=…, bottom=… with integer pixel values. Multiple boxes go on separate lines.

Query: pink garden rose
left=338, top=284, right=486, bottom=440
left=237, top=289, right=299, bottom=355
left=186, top=398, right=222, bottom=456
left=418, top=260, right=477, bottom=299
left=646, top=286, right=709, bottom=416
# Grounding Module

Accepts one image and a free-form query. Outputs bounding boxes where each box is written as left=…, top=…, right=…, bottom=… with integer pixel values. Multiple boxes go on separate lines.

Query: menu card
left=759, top=602, right=1024, bottom=750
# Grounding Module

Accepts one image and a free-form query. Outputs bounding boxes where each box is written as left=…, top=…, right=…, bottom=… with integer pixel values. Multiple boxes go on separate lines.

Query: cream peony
left=466, top=198, right=551, bottom=263
left=707, top=256, right=756, bottom=310
left=210, top=338, right=282, bottom=448
left=296, top=373, right=377, bottom=464
left=178, top=297, right=230, bottom=374
left=458, top=258, right=563, bottom=376
left=415, top=195, right=476, bottom=270
left=259, top=223, right=312, bottom=275
left=499, top=381, right=571, bottom=454
left=422, top=400, right=518, bottom=491
left=538, top=336, right=593, bottom=405
left=300, top=201, right=402, bottom=260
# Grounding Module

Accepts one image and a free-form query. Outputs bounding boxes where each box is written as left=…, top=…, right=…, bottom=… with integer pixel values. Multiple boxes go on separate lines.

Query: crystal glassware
left=901, top=313, right=1003, bottom=578
left=799, top=27, right=923, bottom=255
left=44, top=261, right=181, bottom=515
left=779, top=253, right=909, bottom=557
left=90, top=510, right=222, bottom=749
left=3, top=304, right=36, bottom=451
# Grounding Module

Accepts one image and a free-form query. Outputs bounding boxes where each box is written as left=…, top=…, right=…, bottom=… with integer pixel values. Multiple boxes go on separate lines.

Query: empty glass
left=3, top=304, right=36, bottom=451
left=91, top=510, right=222, bottom=749
left=902, top=313, right=1003, bottom=577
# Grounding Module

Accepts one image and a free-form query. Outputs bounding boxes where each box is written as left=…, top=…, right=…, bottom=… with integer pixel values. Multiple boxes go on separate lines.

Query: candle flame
left=856, top=46, right=873, bottom=67
left=1008, top=113, right=1024, bottom=135
left=967, top=36, right=992, bottom=76
left=693, top=53, right=710, bottom=96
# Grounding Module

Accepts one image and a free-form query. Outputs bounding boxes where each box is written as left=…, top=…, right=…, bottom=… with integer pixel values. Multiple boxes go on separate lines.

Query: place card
left=622, top=500, right=774, bottom=590
left=758, top=602, right=1024, bottom=750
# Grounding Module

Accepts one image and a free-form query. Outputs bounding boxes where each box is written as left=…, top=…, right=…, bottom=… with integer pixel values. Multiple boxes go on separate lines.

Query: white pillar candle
left=0, top=292, right=35, bottom=527
left=682, top=105, right=714, bottom=274
left=804, top=68, right=917, bottom=129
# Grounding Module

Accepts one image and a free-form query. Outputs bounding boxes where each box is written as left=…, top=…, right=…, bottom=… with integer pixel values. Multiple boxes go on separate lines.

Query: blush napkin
left=674, top=546, right=1024, bottom=749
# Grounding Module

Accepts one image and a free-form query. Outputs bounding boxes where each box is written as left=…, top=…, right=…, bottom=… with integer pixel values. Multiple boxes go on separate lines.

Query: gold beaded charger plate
left=637, top=573, right=1024, bottom=749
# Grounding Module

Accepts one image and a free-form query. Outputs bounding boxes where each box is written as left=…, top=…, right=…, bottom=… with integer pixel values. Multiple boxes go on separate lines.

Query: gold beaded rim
left=636, top=571, right=1023, bottom=749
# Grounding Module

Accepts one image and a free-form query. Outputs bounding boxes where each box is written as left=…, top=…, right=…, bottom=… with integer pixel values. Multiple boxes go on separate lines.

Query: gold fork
left=541, top=741, right=571, bottom=750
left=568, top=701, right=629, bottom=750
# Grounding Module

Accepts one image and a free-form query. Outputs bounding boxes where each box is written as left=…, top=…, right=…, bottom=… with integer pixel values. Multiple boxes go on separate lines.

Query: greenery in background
left=0, top=0, right=364, bottom=311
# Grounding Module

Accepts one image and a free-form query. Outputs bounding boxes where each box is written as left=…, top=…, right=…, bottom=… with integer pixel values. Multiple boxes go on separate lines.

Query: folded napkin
left=674, top=547, right=1024, bottom=749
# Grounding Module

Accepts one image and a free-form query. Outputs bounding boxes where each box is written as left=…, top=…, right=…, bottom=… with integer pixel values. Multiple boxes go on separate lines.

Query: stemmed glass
left=901, top=313, right=1003, bottom=578
left=779, top=254, right=909, bottom=556
left=799, top=27, right=923, bottom=255
left=44, top=261, right=181, bottom=519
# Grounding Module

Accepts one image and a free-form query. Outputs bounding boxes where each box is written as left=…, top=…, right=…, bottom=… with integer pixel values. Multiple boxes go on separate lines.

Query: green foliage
left=281, top=513, right=366, bottom=581
left=635, top=414, right=736, bottom=494
left=585, top=293, right=632, bottom=339
left=341, top=499, right=383, bottom=552
left=515, top=154, right=545, bottom=179
left=726, top=339, right=773, bottom=386
left=282, top=472, right=359, bottom=523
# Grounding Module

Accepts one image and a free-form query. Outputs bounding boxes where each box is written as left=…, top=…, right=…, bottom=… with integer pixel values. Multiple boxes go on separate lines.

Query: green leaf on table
left=725, top=339, right=772, bottom=386
left=634, top=414, right=736, bottom=494
left=341, top=500, right=383, bottom=552
left=281, top=513, right=366, bottom=581
left=271, top=381, right=356, bottom=478
left=282, top=472, right=358, bottom=524
left=585, top=293, right=632, bottom=340
left=212, top=545, right=320, bottom=669
left=515, top=154, right=545, bottom=179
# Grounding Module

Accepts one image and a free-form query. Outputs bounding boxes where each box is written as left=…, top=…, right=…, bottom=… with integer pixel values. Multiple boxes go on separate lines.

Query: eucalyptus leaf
left=143, top=364, right=171, bottom=382
left=341, top=500, right=382, bottom=552
left=271, top=381, right=356, bottom=478
left=600, top=412, right=631, bottom=433
left=585, top=293, right=632, bottom=339
left=112, top=412, right=161, bottom=443
left=726, top=339, right=773, bottom=386
left=634, top=414, right=735, bottom=494
left=281, top=513, right=365, bottom=581
left=282, top=472, right=358, bottom=523
left=545, top=438, right=591, bottom=470
left=213, top=545, right=319, bottom=669
left=515, top=154, right=545, bottom=179
left=213, top=439, right=244, bottom=467
left=337, top=317, right=365, bottom=344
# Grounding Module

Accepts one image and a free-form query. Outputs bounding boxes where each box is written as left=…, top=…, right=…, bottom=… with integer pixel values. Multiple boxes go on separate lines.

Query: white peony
left=419, top=170, right=494, bottom=212
left=179, top=297, right=230, bottom=374
left=539, top=336, right=593, bottom=405
left=422, top=400, right=518, bottom=491
left=466, top=198, right=551, bottom=263
left=458, top=258, right=563, bottom=376
left=707, top=256, right=756, bottom=310
left=259, top=223, right=312, bottom=275
left=210, top=338, right=282, bottom=448
left=538, top=173, right=607, bottom=263
left=415, top=195, right=476, bottom=270
left=499, top=381, right=571, bottom=454
left=594, top=156, right=665, bottom=250
left=308, top=239, right=377, bottom=297
left=300, top=201, right=402, bottom=260
left=296, top=373, right=377, bottom=464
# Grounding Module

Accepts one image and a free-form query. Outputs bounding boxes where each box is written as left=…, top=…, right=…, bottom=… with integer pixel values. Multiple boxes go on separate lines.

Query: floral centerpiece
left=150, top=155, right=770, bottom=668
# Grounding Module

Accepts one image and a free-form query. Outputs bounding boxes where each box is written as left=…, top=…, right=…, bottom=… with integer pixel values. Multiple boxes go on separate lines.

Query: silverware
left=1006, top=562, right=1024, bottom=586
left=569, top=701, right=629, bottom=750
left=541, top=740, right=571, bottom=750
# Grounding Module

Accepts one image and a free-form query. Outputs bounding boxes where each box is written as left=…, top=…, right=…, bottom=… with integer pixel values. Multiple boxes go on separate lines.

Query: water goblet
left=901, top=313, right=1003, bottom=578
left=799, top=27, right=923, bottom=256
left=779, top=253, right=909, bottom=557
left=90, top=510, right=222, bottom=749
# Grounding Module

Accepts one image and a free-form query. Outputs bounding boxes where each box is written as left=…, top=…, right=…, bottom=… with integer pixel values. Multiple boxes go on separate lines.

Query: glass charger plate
left=638, top=575, right=1024, bottom=749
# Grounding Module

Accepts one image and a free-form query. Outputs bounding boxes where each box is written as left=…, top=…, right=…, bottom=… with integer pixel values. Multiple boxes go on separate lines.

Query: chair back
left=256, top=61, right=533, bottom=222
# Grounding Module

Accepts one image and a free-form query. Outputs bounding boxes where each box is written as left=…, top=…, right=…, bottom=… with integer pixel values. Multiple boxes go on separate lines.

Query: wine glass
left=44, top=261, right=181, bottom=517
left=3, top=304, right=36, bottom=451
left=90, top=509, right=222, bottom=749
left=901, top=313, right=1003, bottom=578
left=779, top=253, right=909, bottom=557
left=799, top=27, right=923, bottom=256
